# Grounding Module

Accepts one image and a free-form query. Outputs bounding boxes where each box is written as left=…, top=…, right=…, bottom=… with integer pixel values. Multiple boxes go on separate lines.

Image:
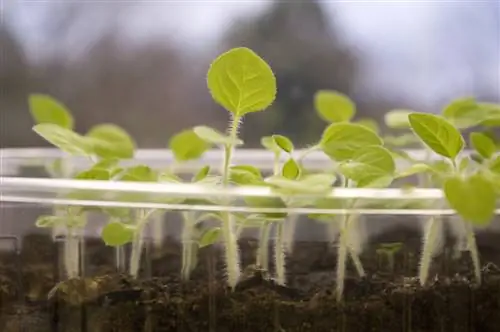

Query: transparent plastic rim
left=2, top=177, right=499, bottom=216
left=0, top=148, right=471, bottom=174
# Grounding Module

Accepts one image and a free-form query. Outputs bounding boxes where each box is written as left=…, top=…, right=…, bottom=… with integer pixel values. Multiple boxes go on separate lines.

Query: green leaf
left=119, top=165, right=157, bottom=182
left=282, top=158, right=300, bottom=180
left=396, top=163, right=432, bottom=179
left=229, top=165, right=263, bottom=185
left=408, top=113, right=464, bottom=159
left=265, top=173, right=335, bottom=194
left=444, top=173, right=496, bottom=226
left=442, top=97, right=481, bottom=128
left=261, top=136, right=281, bottom=153
left=320, top=122, right=383, bottom=161
left=308, top=197, right=344, bottom=221
left=339, top=146, right=395, bottom=188
left=314, top=90, right=355, bottom=123
left=383, top=133, right=420, bottom=147
left=169, top=129, right=211, bottom=162
left=74, top=168, right=110, bottom=180
left=384, top=109, right=412, bottom=129
left=470, top=132, right=496, bottom=159
left=35, top=215, right=62, bottom=228
left=33, top=123, right=93, bottom=156
left=29, top=94, right=74, bottom=129
left=272, top=135, right=294, bottom=153
left=489, top=156, right=500, bottom=174
left=207, top=47, right=276, bottom=116
left=193, top=126, right=243, bottom=146
left=101, top=222, right=134, bottom=246
left=86, top=124, right=136, bottom=159
left=355, top=118, right=379, bottom=133
left=244, top=196, right=288, bottom=219
left=192, top=165, right=210, bottom=182
left=198, top=227, right=222, bottom=248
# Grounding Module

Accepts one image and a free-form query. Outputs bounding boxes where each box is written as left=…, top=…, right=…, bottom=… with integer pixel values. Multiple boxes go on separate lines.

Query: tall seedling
left=195, top=47, right=277, bottom=288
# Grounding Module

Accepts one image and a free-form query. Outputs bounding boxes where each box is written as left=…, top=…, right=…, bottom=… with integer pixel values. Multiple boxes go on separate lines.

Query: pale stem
left=347, top=215, right=365, bottom=278
left=181, top=211, right=197, bottom=280
left=336, top=215, right=349, bottom=302
left=64, top=227, right=80, bottom=279
left=129, top=209, right=153, bottom=278
left=151, top=211, right=165, bottom=250
left=464, top=221, right=481, bottom=285
left=220, top=115, right=242, bottom=288
left=257, top=222, right=272, bottom=271
left=418, top=216, right=441, bottom=286
left=274, top=222, right=286, bottom=285
left=283, top=214, right=299, bottom=254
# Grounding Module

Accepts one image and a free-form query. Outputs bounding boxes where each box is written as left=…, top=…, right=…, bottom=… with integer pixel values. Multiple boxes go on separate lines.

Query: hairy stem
left=274, top=222, right=286, bottom=285
left=419, top=216, right=442, bottom=286
left=257, top=223, right=272, bottom=271
left=346, top=214, right=365, bottom=278
left=220, top=115, right=242, bottom=288
left=181, top=211, right=197, bottom=280
left=464, top=222, right=481, bottom=285
left=336, top=215, right=349, bottom=302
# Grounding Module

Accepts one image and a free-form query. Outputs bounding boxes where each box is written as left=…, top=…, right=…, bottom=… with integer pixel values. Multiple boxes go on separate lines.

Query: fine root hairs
left=222, top=212, right=241, bottom=288
left=418, top=216, right=444, bottom=286
left=274, top=222, right=286, bottom=285
left=335, top=213, right=366, bottom=302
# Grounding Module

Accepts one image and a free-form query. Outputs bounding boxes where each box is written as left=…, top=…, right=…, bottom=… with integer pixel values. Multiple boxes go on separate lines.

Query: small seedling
left=376, top=242, right=403, bottom=272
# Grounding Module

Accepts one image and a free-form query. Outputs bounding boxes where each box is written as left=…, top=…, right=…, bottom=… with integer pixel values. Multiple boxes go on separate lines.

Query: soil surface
left=1, top=227, right=500, bottom=332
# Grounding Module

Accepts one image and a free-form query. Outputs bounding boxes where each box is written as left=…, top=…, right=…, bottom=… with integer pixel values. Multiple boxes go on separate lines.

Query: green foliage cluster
left=28, top=47, right=499, bottom=297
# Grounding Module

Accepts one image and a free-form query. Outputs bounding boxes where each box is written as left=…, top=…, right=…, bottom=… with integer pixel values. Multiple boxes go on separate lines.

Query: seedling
left=24, top=48, right=499, bottom=301
left=376, top=242, right=403, bottom=272
left=194, top=47, right=277, bottom=288
left=29, top=94, right=136, bottom=279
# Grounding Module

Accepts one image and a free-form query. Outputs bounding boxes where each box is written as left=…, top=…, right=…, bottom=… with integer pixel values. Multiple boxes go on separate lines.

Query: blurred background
left=2, top=0, right=499, bottom=149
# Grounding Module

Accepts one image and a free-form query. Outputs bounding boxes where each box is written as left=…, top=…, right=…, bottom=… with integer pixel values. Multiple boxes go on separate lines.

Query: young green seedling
left=313, top=91, right=393, bottom=301
left=407, top=111, right=498, bottom=285
left=376, top=242, right=403, bottom=272
left=30, top=94, right=136, bottom=279
left=194, top=47, right=277, bottom=288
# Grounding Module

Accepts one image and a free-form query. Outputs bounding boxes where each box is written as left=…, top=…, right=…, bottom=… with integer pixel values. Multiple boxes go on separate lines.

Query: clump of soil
left=1, top=227, right=500, bottom=331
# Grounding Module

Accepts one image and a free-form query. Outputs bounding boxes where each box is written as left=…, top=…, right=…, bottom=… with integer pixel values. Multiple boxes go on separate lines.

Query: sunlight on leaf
left=470, top=132, right=496, bottom=159
left=33, top=123, right=93, bottom=156
left=86, top=124, right=136, bottom=159
left=193, top=126, right=243, bottom=146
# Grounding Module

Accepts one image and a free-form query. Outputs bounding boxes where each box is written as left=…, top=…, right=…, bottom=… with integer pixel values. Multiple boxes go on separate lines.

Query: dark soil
left=1, top=227, right=500, bottom=332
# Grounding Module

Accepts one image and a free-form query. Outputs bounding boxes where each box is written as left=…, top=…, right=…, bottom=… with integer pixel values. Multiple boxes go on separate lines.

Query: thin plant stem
left=181, top=211, right=197, bottom=280
left=464, top=221, right=481, bottom=285
left=257, top=222, right=272, bottom=271
left=220, top=115, right=242, bottom=288
left=418, top=215, right=442, bottom=286
left=64, top=227, right=80, bottom=279
left=129, top=209, right=156, bottom=278
left=283, top=214, right=299, bottom=254
left=274, top=222, right=286, bottom=285
left=336, top=214, right=349, bottom=302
